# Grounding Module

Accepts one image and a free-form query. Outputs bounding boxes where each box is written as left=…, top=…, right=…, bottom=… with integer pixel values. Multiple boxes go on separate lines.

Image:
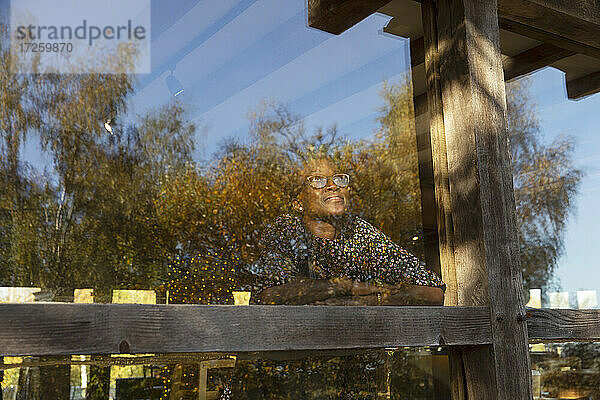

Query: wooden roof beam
left=503, top=43, right=575, bottom=81
left=498, top=0, right=600, bottom=60
left=410, top=36, right=425, bottom=67
left=307, top=0, right=393, bottom=35
left=566, top=70, right=600, bottom=100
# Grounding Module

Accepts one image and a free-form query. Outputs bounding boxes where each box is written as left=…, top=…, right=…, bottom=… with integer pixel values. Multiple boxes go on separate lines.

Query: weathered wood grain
left=527, top=0, right=600, bottom=25
left=0, top=304, right=491, bottom=356
left=413, top=106, right=442, bottom=277
left=435, top=0, right=533, bottom=397
left=307, top=0, right=392, bottom=35
left=448, top=347, right=467, bottom=400
left=498, top=0, right=600, bottom=60
left=527, top=308, right=600, bottom=341
left=435, top=1, right=497, bottom=396
left=418, top=6, right=462, bottom=397
left=5, top=304, right=600, bottom=357
left=437, top=0, right=489, bottom=308
left=421, top=0, right=457, bottom=307
left=412, top=35, right=442, bottom=277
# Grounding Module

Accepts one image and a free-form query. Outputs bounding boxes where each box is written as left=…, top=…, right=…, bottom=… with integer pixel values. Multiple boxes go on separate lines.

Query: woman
left=253, top=157, right=444, bottom=306
left=215, top=157, right=445, bottom=399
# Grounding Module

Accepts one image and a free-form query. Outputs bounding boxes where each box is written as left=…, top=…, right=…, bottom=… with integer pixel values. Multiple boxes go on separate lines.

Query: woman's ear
left=292, top=198, right=304, bottom=212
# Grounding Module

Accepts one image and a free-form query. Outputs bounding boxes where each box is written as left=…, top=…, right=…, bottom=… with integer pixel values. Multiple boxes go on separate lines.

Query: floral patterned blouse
left=251, top=213, right=444, bottom=290
left=214, top=214, right=444, bottom=400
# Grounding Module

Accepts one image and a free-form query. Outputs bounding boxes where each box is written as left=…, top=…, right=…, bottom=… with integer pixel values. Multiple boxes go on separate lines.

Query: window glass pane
left=506, top=63, right=600, bottom=309
left=1, top=348, right=450, bottom=399
left=1, top=0, right=444, bottom=305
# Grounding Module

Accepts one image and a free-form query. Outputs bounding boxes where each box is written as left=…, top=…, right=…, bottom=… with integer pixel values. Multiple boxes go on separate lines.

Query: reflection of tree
left=0, top=100, right=194, bottom=298
left=535, top=343, right=600, bottom=398
left=228, top=351, right=391, bottom=400
left=1, top=24, right=194, bottom=399
left=159, top=80, right=426, bottom=300
left=507, top=79, right=583, bottom=291
left=0, top=22, right=194, bottom=296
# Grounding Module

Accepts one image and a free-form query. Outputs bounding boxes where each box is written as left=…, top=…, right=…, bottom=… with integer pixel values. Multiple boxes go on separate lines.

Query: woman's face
left=297, top=158, right=349, bottom=217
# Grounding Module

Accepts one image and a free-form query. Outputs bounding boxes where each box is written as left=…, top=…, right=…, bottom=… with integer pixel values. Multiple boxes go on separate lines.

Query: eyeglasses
left=305, top=174, right=350, bottom=189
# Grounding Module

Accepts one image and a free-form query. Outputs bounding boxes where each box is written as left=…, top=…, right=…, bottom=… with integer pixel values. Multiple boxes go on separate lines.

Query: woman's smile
left=323, top=195, right=344, bottom=203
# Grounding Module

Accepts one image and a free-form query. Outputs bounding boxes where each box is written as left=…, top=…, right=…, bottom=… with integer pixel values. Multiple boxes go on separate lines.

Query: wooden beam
left=434, top=0, right=532, bottom=398
left=499, top=19, right=600, bottom=61
left=431, top=0, right=496, bottom=397
left=436, top=0, right=489, bottom=307
left=6, top=304, right=600, bottom=359
left=527, top=308, right=600, bottom=341
left=420, top=5, right=462, bottom=398
left=413, top=107, right=442, bottom=276
left=504, top=43, right=575, bottom=81
left=566, top=70, right=600, bottom=99
left=498, top=0, right=600, bottom=25
left=412, top=35, right=442, bottom=277
left=410, top=36, right=425, bottom=67
left=307, top=0, right=392, bottom=35
left=420, top=1, right=457, bottom=307
left=498, top=0, right=600, bottom=60
left=0, top=303, right=491, bottom=356
left=503, top=0, right=600, bottom=25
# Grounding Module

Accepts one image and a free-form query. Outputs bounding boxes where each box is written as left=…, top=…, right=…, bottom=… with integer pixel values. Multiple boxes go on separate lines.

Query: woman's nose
left=325, top=178, right=338, bottom=190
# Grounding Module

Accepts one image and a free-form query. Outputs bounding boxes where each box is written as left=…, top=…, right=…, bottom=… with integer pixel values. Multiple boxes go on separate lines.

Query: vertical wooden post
left=420, top=0, right=458, bottom=307
left=413, top=83, right=442, bottom=277
left=422, top=0, right=533, bottom=398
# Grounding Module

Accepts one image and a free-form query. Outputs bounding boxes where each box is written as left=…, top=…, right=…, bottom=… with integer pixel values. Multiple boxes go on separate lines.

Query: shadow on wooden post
left=423, top=0, right=533, bottom=398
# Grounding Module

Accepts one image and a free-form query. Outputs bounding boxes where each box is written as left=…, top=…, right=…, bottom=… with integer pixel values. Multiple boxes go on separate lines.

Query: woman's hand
left=311, top=295, right=378, bottom=306
left=257, top=277, right=353, bottom=305
left=257, top=277, right=394, bottom=304
left=310, top=286, right=444, bottom=306
left=257, top=278, right=443, bottom=306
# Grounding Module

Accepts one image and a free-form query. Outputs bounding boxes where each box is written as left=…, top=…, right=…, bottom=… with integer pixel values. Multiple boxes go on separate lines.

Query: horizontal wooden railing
left=1, top=304, right=599, bottom=357
left=0, top=304, right=490, bottom=356
left=526, top=308, right=600, bottom=342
